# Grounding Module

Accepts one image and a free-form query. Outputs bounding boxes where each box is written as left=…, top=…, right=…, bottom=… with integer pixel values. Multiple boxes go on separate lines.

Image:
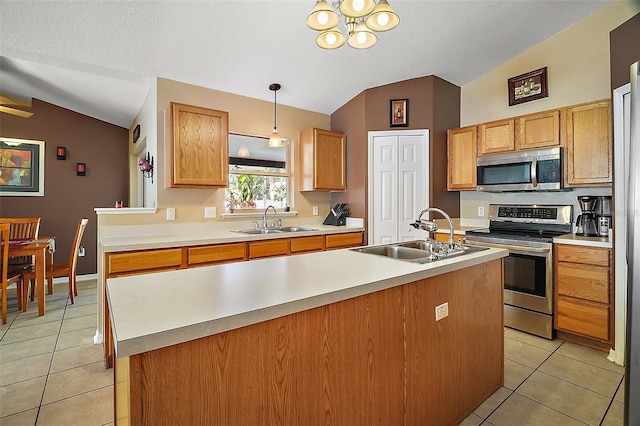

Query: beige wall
left=114, top=77, right=333, bottom=224
left=461, top=1, right=640, bottom=126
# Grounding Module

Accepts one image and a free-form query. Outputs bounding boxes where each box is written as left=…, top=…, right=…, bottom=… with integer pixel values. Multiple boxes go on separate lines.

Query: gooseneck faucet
left=263, top=205, right=278, bottom=229
left=411, top=207, right=456, bottom=249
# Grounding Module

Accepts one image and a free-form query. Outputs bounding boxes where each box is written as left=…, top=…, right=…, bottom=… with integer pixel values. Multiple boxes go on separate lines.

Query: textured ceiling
left=0, top=1, right=611, bottom=128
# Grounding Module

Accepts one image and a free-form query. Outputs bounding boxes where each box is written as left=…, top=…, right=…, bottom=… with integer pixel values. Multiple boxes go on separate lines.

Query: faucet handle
left=252, top=220, right=260, bottom=229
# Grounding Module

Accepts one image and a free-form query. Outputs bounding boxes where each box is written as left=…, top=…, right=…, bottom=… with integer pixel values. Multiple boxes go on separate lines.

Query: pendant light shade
left=365, top=0, right=399, bottom=32
left=316, top=27, right=346, bottom=49
left=268, top=83, right=284, bottom=148
left=348, top=20, right=378, bottom=49
left=307, top=0, right=339, bottom=31
left=339, top=0, right=376, bottom=18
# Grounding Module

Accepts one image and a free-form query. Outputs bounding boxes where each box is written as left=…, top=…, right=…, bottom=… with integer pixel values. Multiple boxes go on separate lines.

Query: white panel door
left=369, top=130, right=429, bottom=245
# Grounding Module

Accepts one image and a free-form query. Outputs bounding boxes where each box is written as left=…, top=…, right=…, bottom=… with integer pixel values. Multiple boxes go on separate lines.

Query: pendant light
left=268, top=83, right=283, bottom=148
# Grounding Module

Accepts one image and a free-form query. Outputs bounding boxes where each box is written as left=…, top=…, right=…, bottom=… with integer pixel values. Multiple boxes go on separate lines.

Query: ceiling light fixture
left=268, top=83, right=283, bottom=148
left=307, top=0, right=399, bottom=50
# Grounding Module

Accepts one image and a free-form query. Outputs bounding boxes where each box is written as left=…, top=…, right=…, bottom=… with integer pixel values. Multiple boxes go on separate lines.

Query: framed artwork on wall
left=0, top=137, right=45, bottom=196
left=390, top=99, right=408, bottom=127
left=508, top=67, right=549, bottom=106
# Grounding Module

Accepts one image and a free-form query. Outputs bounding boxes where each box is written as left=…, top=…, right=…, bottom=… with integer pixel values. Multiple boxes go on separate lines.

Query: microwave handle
left=531, top=158, right=538, bottom=188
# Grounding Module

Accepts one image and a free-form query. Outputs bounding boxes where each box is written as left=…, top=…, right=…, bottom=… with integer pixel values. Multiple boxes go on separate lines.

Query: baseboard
left=52, top=273, right=98, bottom=284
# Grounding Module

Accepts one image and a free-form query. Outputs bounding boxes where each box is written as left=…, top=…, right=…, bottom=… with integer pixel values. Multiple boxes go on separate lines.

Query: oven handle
left=531, top=158, right=538, bottom=188
left=466, top=240, right=550, bottom=255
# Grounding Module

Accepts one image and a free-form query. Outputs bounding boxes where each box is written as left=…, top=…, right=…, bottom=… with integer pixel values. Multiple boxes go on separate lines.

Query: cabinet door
left=557, top=262, right=609, bottom=303
left=565, top=100, right=611, bottom=186
left=325, top=232, right=363, bottom=249
left=188, top=242, right=246, bottom=266
left=290, top=235, right=325, bottom=254
left=556, top=297, right=609, bottom=341
left=170, top=102, right=229, bottom=188
left=248, top=239, right=290, bottom=259
left=107, top=248, right=184, bottom=276
left=478, top=119, right=515, bottom=155
left=299, top=128, right=346, bottom=191
left=447, top=126, right=477, bottom=190
left=516, top=110, right=560, bottom=150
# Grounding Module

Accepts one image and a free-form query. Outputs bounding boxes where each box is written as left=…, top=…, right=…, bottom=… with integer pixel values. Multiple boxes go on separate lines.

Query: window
left=227, top=133, right=288, bottom=210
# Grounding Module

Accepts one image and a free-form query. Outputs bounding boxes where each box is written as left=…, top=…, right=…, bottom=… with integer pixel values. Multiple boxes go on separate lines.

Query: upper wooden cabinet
left=478, top=119, right=515, bottom=155
left=299, top=128, right=346, bottom=191
left=564, top=99, right=612, bottom=187
left=516, top=109, right=561, bottom=150
left=169, top=102, right=229, bottom=188
left=447, top=126, right=477, bottom=191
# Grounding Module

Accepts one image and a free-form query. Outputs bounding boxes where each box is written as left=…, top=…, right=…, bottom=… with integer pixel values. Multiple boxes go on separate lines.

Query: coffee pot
left=576, top=196, right=599, bottom=237
left=595, top=195, right=612, bottom=237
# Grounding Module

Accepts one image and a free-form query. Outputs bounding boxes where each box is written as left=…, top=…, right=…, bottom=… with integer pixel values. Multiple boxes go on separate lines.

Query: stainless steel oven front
left=466, top=237, right=554, bottom=339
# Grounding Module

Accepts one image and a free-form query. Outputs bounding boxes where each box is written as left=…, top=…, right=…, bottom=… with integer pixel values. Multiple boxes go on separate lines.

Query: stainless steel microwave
left=476, top=147, right=565, bottom=192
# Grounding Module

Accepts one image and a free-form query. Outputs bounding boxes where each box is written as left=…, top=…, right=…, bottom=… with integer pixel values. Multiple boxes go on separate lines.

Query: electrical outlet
left=435, top=302, right=449, bottom=321
left=312, top=206, right=319, bottom=216
left=204, top=207, right=216, bottom=218
left=166, top=208, right=175, bottom=221
left=78, top=246, right=85, bottom=257
left=478, top=206, right=485, bottom=217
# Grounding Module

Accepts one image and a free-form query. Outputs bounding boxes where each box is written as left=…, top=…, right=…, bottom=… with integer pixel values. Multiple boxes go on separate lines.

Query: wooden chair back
left=0, top=222, right=25, bottom=324
left=0, top=223, right=10, bottom=281
left=1, top=217, right=41, bottom=267
left=69, top=218, right=89, bottom=284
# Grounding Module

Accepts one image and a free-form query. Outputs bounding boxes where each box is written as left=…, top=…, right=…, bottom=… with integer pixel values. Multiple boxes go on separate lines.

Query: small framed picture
left=390, top=99, right=408, bottom=127
left=508, top=67, right=548, bottom=106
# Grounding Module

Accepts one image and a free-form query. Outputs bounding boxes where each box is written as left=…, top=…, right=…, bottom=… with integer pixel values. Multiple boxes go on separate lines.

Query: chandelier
left=306, top=0, right=399, bottom=50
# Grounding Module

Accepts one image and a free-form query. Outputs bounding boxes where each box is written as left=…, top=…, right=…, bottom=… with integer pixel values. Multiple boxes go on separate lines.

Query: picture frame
left=0, top=137, right=45, bottom=196
left=508, top=67, right=548, bottom=106
left=390, top=99, right=408, bottom=127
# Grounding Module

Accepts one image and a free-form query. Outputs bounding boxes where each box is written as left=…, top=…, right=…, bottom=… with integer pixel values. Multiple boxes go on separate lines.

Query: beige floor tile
left=0, top=335, right=57, bottom=364
left=517, top=371, right=610, bottom=424
left=63, top=302, right=97, bottom=319
left=0, top=320, right=60, bottom=345
left=504, top=328, right=564, bottom=352
left=539, top=353, right=623, bottom=398
left=0, top=407, right=38, bottom=426
left=43, top=361, right=112, bottom=404
left=0, top=376, right=46, bottom=417
left=473, top=386, right=511, bottom=419
left=615, top=378, right=624, bottom=402
left=56, top=326, right=96, bottom=351
left=504, top=337, right=552, bottom=369
left=60, top=314, right=96, bottom=334
left=50, top=343, right=104, bottom=373
left=458, top=412, right=483, bottom=425
left=504, top=358, right=533, bottom=390
left=601, top=400, right=624, bottom=426
left=487, top=393, right=583, bottom=426
left=0, top=352, right=52, bottom=386
left=9, top=309, right=64, bottom=330
left=72, top=293, right=98, bottom=307
left=556, top=342, right=625, bottom=374
left=37, top=385, right=113, bottom=426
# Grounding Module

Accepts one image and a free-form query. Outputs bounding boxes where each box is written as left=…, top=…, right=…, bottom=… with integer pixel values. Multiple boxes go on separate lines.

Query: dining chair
left=1, top=223, right=25, bottom=324
left=23, top=218, right=88, bottom=306
left=3, top=217, right=41, bottom=267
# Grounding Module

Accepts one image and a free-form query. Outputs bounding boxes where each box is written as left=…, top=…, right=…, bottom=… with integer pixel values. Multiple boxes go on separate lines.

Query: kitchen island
left=107, top=243, right=507, bottom=425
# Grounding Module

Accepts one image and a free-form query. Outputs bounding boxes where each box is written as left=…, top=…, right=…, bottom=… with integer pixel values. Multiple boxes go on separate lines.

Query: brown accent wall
left=330, top=75, right=460, bottom=242
left=610, top=12, right=640, bottom=90
left=0, top=99, right=129, bottom=274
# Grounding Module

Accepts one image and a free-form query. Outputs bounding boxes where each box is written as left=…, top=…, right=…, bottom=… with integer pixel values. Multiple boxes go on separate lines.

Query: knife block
left=323, top=211, right=347, bottom=226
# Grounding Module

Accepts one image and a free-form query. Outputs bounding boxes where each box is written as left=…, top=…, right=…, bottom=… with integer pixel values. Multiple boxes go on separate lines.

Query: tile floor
left=0, top=279, right=626, bottom=425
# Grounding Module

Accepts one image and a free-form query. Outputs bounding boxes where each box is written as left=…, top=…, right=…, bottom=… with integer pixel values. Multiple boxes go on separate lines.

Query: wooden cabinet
left=248, top=238, right=290, bottom=259
left=554, top=244, right=613, bottom=348
left=188, top=242, right=246, bottom=266
left=478, top=118, right=515, bottom=155
left=516, top=109, right=561, bottom=150
left=447, top=126, right=477, bottom=190
left=299, top=128, right=346, bottom=191
left=169, top=102, right=229, bottom=188
left=564, top=99, right=612, bottom=186
left=325, top=232, right=363, bottom=249
left=290, top=235, right=325, bottom=254
left=107, top=248, right=184, bottom=277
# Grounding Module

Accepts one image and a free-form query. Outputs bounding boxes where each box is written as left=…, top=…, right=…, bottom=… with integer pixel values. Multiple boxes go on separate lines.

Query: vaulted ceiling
left=0, top=1, right=611, bottom=128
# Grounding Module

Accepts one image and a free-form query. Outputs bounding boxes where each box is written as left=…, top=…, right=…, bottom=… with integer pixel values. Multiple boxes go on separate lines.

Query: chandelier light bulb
left=317, top=11, right=328, bottom=25
left=357, top=32, right=367, bottom=44
left=377, top=12, right=389, bottom=26
left=326, top=33, right=336, bottom=44
left=353, top=0, right=364, bottom=12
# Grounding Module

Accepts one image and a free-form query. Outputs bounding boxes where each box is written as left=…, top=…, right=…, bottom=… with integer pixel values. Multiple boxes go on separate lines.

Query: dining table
left=7, top=237, right=55, bottom=316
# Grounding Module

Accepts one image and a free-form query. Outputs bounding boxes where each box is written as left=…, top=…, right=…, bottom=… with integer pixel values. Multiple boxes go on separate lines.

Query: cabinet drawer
left=249, top=239, right=290, bottom=259
left=107, top=248, right=183, bottom=276
left=556, top=245, right=610, bottom=266
left=557, top=263, right=609, bottom=303
left=325, top=232, right=363, bottom=249
left=291, top=235, right=325, bottom=253
left=556, top=297, right=609, bottom=341
left=188, top=242, right=246, bottom=265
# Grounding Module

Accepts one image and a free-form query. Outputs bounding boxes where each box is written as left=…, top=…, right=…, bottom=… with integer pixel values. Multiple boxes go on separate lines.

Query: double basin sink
left=234, top=227, right=318, bottom=235
left=351, top=240, right=488, bottom=264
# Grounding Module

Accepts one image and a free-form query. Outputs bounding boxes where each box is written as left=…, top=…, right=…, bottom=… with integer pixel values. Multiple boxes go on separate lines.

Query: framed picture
left=508, top=67, right=548, bottom=106
left=0, top=137, right=45, bottom=196
left=390, top=99, right=408, bottom=127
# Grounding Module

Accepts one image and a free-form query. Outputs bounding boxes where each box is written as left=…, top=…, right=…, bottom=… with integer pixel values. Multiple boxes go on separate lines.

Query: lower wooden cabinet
left=290, top=235, right=325, bottom=253
left=325, top=232, right=363, bottom=249
left=188, top=242, right=246, bottom=266
left=248, top=238, right=290, bottom=259
left=554, top=244, right=613, bottom=348
left=107, top=248, right=184, bottom=277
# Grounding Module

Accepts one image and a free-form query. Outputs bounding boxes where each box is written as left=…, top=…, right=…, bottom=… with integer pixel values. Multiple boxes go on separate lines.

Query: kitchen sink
left=277, top=227, right=318, bottom=232
left=234, top=229, right=285, bottom=235
left=351, top=240, right=488, bottom=264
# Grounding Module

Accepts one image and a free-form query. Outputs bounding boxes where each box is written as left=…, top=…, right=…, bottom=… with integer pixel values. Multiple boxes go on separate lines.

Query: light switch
left=166, top=208, right=175, bottom=221
left=205, top=207, right=216, bottom=218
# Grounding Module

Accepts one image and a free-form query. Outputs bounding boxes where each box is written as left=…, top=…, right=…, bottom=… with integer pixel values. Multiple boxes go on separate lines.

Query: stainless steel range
left=465, top=204, right=573, bottom=339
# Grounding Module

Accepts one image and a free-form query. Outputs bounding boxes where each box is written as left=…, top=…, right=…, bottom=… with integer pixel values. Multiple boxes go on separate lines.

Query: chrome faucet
left=411, top=207, right=456, bottom=249
left=263, top=205, right=278, bottom=229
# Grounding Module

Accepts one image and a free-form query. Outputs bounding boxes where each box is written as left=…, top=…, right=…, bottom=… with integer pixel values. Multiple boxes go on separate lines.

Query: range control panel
left=497, top=206, right=557, bottom=219
left=488, top=204, right=573, bottom=225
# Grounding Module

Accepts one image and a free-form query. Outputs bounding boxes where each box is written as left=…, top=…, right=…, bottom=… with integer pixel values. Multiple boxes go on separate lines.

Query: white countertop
left=553, top=233, right=612, bottom=249
left=107, top=244, right=508, bottom=358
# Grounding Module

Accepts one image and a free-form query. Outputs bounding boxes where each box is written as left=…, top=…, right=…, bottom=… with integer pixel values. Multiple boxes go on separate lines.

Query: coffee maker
left=595, top=195, right=612, bottom=237
left=576, top=196, right=599, bottom=236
